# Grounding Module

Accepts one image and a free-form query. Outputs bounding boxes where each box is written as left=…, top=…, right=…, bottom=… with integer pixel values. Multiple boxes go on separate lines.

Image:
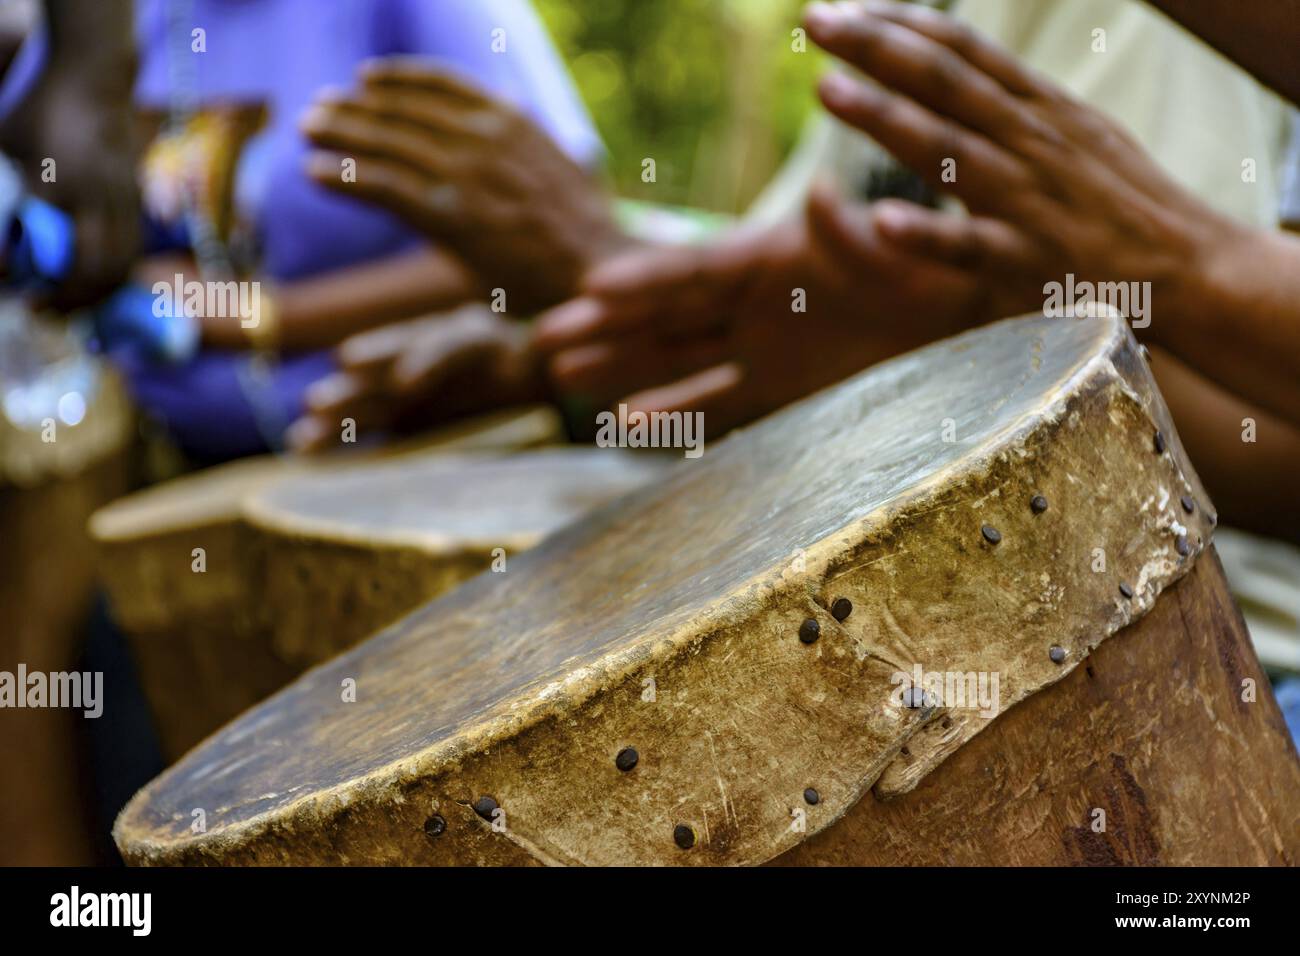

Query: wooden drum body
left=1, top=364, right=133, bottom=865
left=91, top=407, right=567, bottom=757
left=114, top=314, right=1300, bottom=866
left=240, top=448, right=668, bottom=677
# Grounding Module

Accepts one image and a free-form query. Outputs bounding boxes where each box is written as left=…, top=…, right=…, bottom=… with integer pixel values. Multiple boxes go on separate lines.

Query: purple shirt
left=134, top=0, right=603, bottom=281
left=2, top=0, right=601, bottom=460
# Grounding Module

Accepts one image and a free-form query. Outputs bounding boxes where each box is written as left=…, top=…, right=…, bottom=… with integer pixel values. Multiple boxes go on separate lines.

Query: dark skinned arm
left=0, top=0, right=139, bottom=306
left=198, top=247, right=482, bottom=352
left=804, top=0, right=1300, bottom=427
left=1145, top=0, right=1300, bottom=105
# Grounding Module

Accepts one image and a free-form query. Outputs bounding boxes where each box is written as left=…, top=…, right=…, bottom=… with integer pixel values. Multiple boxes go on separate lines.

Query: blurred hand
left=286, top=304, right=545, bottom=452
left=802, top=0, right=1233, bottom=321
left=300, top=57, right=626, bottom=314
left=0, top=44, right=140, bottom=307
left=534, top=184, right=984, bottom=434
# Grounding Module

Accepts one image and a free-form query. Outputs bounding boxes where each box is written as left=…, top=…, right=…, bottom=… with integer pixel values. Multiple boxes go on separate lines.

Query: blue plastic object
left=92, top=283, right=200, bottom=364
left=6, top=195, right=76, bottom=283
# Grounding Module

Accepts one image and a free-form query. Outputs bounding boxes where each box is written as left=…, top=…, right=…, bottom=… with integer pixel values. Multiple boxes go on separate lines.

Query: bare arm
left=1145, top=0, right=1300, bottom=105
left=42, top=0, right=133, bottom=57
left=1151, top=346, right=1300, bottom=545
left=804, top=0, right=1300, bottom=426
left=0, top=0, right=139, bottom=305
left=1154, top=223, right=1300, bottom=427
left=195, top=246, right=483, bottom=351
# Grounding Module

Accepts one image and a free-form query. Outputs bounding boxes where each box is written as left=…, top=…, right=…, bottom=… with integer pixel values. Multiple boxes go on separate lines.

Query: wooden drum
left=241, top=448, right=667, bottom=679
left=1, top=360, right=133, bottom=865
left=114, top=313, right=1300, bottom=866
left=91, top=407, right=565, bottom=757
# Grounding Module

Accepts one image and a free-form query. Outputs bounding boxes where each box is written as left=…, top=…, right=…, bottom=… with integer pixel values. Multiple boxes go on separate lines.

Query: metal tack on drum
left=473, top=796, right=498, bottom=821
left=673, top=824, right=696, bottom=850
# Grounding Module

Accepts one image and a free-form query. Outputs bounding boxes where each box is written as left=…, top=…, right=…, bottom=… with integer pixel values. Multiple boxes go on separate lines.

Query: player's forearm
left=1145, top=0, right=1300, bottom=105
left=274, top=247, right=482, bottom=350
left=201, top=247, right=482, bottom=351
left=1155, top=225, right=1300, bottom=426
left=44, top=0, right=134, bottom=63
left=1148, top=346, right=1300, bottom=544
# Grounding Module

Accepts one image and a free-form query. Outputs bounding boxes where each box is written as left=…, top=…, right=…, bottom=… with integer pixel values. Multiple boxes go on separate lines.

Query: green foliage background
left=535, top=0, right=825, bottom=214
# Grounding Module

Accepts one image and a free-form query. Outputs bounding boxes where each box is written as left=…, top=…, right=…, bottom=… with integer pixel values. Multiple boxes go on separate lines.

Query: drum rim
left=115, top=312, right=1215, bottom=866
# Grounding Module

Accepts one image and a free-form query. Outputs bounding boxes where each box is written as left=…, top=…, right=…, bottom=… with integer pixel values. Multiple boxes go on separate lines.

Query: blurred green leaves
left=536, top=0, right=824, bottom=213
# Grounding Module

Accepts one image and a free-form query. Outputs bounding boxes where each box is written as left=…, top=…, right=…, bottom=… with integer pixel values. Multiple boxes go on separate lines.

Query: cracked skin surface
left=773, top=552, right=1300, bottom=866
left=117, top=311, right=1262, bottom=866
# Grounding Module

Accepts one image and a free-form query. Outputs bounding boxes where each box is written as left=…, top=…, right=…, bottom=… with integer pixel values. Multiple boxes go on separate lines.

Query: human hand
left=300, top=57, right=624, bottom=314
left=802, top=0, right=1237, bottom=325
left=535, top=184, right=983, bottom=433
left=286, top=305, right=544, bottom=452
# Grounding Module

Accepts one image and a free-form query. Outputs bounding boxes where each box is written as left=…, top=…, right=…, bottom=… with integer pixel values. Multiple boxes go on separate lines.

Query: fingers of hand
left=621, top=362, right=747, bottom=435
left=304, top=151, right=457, bottom=234
left=851, top=0, right=1054, bottom=100
left=535, top=250, right=715, bottom=351
left=390, top=313, right=505, bottom=393
left=336, top=323, right=412, bottom=373
left=286, top=394, right=391, bottom=452
left=583, top=240, right=734, bottom=300
left=290, top=372, right=389, bottom=452
left=357, top=57, right=493, bottom=108
left=534, top=239, right=759, bottom=352
left=806, top=187, right=915, bottom=277
left=805, top=2, right=1026, bottom=140
left=284, top=415, right=332, bottom=453
left=872, top=199, right=1037, bottom=272
left=816, top=71, right=1025, bottom=206
left=304, top=371, right=371, bottom=416
left=804, top=191, right=988, bottom=320
left=534, top=297, right=619, bottom=352
left=549, top=332, right=732, bottom=398
left=304, top=85, right=486, bottom=148
left=300, top=100, right=462, bottom=180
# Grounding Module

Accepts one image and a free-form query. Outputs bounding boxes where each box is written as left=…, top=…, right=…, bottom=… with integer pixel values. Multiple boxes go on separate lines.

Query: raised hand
left=299, top=57, right=625, bottom=313
left=536, top=184, right=984, bottom=434
left=287, top=305, right=544, bottom=452
left=802, top=0, right=1300, bottom=423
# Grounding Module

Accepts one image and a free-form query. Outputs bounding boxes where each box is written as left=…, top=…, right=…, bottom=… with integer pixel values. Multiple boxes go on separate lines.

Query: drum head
left=245, top=447, right=670, bottom=555
left=116, top=313, right=1213, bottom=866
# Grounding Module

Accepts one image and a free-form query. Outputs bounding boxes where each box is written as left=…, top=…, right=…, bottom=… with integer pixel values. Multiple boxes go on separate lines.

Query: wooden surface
left=243, top=449, right=667, bottom=674
left=773, top=551, right=1300, bottom=865
left=91, top=405, right=563, bottom=637
left=90, top=407, right=564, bottom=758
left=1, top=369, right=133, bottom=865
left=110, top=445, right=662, bottom=759
left=116, top=313, right=1272, bottom=866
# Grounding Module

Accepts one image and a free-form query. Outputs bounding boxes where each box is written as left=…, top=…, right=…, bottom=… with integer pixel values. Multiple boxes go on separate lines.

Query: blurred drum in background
left=90, top=406, right=569, bottom=757
left=114, top=311, right=1300, bottom=866
left=242, top=447, right=668, bottom=675
left=0, top=307, right=133, bottom=865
